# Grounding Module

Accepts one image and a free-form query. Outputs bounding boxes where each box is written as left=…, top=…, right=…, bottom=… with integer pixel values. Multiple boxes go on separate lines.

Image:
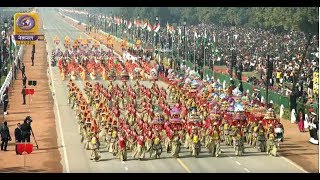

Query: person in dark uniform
left=14, top=123, right=23, bottom=155
left=21, top=118, right=32, bottom=143
left=22, top=85, right=26, bottom=105
left=22, top=75, right=27, bottom=87
left=0, top=121, right=11, bottom=151
left=31, top=53, right=34, bottom=66
left=21, top=63, right=26, bottom=78
left=3, top=90, right=9, bottom=115
left=239, top=81, right=244, bottom=93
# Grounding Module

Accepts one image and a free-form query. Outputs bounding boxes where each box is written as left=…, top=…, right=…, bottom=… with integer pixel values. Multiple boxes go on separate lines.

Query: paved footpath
left=0, top=15, right=62, bottom=172
left=62, top=14, right=319, bottom=173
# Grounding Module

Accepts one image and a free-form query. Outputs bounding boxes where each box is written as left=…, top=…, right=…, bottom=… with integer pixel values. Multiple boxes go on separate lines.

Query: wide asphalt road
left=39, top=8, right=307, bottom=173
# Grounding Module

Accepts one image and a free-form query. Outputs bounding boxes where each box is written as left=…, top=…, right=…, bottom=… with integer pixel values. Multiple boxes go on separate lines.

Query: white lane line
left=121, top=161, right=125, bottom=164
left=46, top=35, right=70, bottom=173
left=244, top=168, right=250, bottom=172
left=124, top=167, right=128, bottom=171
left=280, top=156, right=308, bottom=173
left=235, top=161, right=241, bottom=165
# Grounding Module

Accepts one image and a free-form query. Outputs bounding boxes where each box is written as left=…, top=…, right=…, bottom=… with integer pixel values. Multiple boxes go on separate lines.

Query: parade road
left=40, top=8, right=308, bottom=173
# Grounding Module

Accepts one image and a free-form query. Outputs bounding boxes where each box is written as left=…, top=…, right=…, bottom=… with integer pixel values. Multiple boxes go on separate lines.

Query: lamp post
left=137, top=15, right=140, bottom=39
left=104, top=15, right=106, bottom=32
left=110, top=12, right=113, bottom=34
left=183, top=21, right=186, bottom=60
left=155, top=16, right=159, bottom=49
left=4, top=19, right=8, bottom=72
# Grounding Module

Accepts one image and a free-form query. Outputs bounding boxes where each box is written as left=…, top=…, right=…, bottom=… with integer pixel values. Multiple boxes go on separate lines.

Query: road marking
left=124, top=167, right=128, bottom=171
left=46, top=42, right=70, bottom=173
left=229, top=156, right=233, bottom=159
left=280, top=156, right=308, bottom=173
left=121, top=161, right=125, bottom=164
left=235, top=161, right=241, bottom=165
left=244, top=168, right=250, bottom=172
left=177, top=158, right=192, bottom=173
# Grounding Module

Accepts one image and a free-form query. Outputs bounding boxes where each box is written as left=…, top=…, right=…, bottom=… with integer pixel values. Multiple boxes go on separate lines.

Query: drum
left=275, top=127, right=283, bottom=133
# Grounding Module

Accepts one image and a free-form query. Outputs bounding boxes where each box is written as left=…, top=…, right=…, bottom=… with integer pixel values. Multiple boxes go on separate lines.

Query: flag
left=147, top=22, right=153, bottom=32
left=134, top=19, right=140, bottom=28
left=127, top=21, right=132, bottom=29
left=142, top=20, right=148, bottom=29
left=154, top=23, right=160, bottom=33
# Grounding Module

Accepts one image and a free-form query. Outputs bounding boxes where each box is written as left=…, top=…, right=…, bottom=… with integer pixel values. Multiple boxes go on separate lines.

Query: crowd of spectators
left=63, top=9, right=319, bottom=101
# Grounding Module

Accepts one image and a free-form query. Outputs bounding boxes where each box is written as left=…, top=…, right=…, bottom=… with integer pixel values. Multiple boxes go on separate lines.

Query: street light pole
left=110, top=12, right=113, bottom=34
left=104, top=15, right=107, bottom=32
left=4, top=19, right=8, bottom=76
left=266, top=54, right=270, bottom=104
left=183, top=21, right=186, bottom=62
left=155, top=16, right=159, bottom=49
left=230, top=25, right=235, bottom=78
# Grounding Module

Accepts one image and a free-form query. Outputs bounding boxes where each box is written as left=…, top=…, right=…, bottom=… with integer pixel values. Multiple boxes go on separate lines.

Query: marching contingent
left=50, top=31, right=286, bottom=162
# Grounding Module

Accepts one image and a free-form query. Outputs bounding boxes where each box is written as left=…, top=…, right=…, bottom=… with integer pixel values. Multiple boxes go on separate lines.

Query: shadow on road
left=0, top=166, right=48, bottom=173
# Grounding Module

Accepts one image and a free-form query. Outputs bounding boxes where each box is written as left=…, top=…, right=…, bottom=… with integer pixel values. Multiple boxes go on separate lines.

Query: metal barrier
left=0, top=45, right=23, bottom=103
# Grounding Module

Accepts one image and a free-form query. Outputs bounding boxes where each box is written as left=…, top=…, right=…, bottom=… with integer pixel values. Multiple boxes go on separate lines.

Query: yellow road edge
left=177, top=158, right=192, bottom=173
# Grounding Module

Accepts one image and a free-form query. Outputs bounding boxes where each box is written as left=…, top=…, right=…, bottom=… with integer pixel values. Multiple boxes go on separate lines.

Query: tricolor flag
left=153, top=23, right=160, bottom=33
left=147, top=22, right=153, bottom=32
left=142, top=20, right=148, bottom=29
left=127, top=21, right=132, bottom=29
left=134, top=19, right=140, bottom=28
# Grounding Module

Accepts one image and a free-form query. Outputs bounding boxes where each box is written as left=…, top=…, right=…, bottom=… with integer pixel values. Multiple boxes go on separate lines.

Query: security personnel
left=3, top=90, right=9, bottom=115
left=14, top=123, right=23, bottom=155
left=0, top=121, right=11, bottom=151
left=22, top=74, right=27, bottom=87
left=20, top=118, right=32, bottom=143
left=21, top=85, right=27, bottom=105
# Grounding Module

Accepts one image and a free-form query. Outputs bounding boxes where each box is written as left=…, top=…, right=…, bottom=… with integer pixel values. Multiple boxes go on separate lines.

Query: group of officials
left=0, top=116, right=33, bottom=154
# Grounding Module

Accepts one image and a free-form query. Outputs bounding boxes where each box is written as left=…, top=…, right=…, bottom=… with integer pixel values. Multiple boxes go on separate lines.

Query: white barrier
left=0, top=45, right=24, bottom=103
